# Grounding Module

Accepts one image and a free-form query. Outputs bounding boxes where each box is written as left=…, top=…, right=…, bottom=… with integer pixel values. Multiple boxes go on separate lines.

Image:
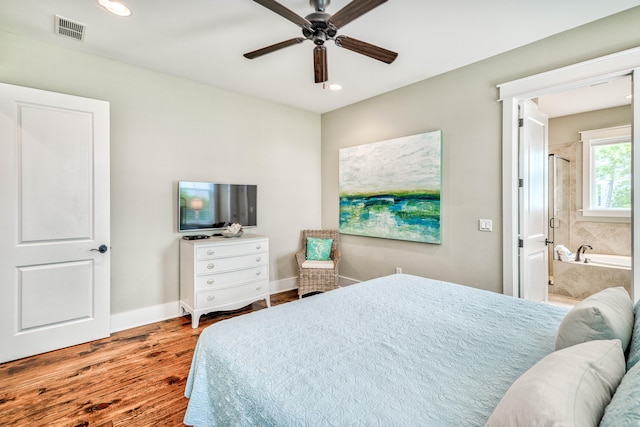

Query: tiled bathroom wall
left=548, top=105, right=632, bottom=257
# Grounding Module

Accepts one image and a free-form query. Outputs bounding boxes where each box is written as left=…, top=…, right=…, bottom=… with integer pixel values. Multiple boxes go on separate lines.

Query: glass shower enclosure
left=548, top=154, right=570, bottom=285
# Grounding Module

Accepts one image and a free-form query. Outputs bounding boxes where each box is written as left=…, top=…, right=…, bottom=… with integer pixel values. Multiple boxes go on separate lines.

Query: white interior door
left=519, top=100, right=550, bottom=302
left=0, top=83, right=110, bottom=363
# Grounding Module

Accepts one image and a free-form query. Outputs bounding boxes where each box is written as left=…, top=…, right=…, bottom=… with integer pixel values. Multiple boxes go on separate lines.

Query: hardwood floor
left=0, top=290, right=298, bottom=427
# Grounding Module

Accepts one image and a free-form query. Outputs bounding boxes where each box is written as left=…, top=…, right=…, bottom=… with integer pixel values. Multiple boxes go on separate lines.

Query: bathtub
left=551, top=253, right=631, bottom=300
left=582, top=253, right=631, bottom=269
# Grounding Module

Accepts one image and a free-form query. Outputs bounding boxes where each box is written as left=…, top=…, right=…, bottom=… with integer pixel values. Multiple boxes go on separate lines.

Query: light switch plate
left=479, top=219, right=492, bottom=232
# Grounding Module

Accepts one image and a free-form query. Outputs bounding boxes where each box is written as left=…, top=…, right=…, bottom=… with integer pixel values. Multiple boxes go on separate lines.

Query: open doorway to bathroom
left=541, top=76, right=632, bottom=307
left=499, top=47, right=640, bottom=305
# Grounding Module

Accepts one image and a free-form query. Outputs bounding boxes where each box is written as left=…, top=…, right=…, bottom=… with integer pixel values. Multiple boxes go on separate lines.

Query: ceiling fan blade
left=328, top=0, right=387, bottom=29
left=244, top=37, right=306, bottom=59
left=314, top=46, right=328, bottom=83
left=253, top=0, right=312, bottom=30
left=335, top=35, right=397, bottom=64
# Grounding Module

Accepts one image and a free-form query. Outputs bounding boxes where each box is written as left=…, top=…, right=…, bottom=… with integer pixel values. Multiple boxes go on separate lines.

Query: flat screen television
left=178, top=181, right=257, bottom=233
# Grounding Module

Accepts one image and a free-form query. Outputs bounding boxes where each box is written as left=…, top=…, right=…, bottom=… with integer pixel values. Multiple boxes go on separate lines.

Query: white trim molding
left=632, top=66, right=640, bottom=303
left=110, top=301, right=181, bottom=333
left=580, top=125, right=632, bottom=219
left=338, top=275, right=360, bottom=287
left=270, top=277, right=298, bottom=294
left=498, top=47, right=640, bottom=100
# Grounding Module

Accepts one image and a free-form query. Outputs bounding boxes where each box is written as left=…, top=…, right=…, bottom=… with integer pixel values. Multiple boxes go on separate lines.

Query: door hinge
left=518, top=118, right=524, bottom=127
left=518, top=178, right=524, bottom=188
left=518, top=239, right=524, bottom=248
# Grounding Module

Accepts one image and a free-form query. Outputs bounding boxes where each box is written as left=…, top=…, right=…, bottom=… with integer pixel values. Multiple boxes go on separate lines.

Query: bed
left=183, top=274, right=640, bottom=426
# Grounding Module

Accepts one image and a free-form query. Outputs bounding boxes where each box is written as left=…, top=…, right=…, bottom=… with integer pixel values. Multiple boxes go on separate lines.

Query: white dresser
left=179, top=234, right=270, bottom=328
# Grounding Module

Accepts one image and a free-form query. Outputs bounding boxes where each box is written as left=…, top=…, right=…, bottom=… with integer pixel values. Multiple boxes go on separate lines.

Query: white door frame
left=498, top=46, right=640, bottom=301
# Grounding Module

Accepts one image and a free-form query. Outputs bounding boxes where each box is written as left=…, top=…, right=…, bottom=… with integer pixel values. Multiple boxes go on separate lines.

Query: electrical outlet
left=395, top=267, right=402, bottom=274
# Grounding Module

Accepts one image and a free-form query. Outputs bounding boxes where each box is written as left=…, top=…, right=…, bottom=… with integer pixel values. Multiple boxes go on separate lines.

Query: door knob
left=545, top=238, right=553, bottom=246
left=91, top=244, right=109, bottom=254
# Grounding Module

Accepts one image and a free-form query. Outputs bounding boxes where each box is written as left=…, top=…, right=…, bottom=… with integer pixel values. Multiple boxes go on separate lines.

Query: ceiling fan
left=244, top=0, right=398, bottom=84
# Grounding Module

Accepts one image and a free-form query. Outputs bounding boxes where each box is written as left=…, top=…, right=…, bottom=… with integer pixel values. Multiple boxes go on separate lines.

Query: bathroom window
left=581, top=125, right=631, bottom=218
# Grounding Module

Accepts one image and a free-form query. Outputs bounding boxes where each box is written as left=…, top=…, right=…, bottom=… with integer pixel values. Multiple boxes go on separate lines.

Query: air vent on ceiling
left=54, top=15, right=86, bottom=41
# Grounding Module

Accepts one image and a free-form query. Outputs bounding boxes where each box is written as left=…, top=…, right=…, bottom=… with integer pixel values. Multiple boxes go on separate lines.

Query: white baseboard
left=339, top=275, right=360, bottom=287
left=110, top=276, right=360, bottom=333
left=270, top=277, right=298, bottom=294
left=110, top=301, right=181, bottom=333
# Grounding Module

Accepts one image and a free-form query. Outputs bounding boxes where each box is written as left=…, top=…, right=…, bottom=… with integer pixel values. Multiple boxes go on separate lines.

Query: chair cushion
left=301, top=260, right=334, bottom=269
left=306, top=237, right=333, bottom=261
left=486, top=339, right=625, bottom=427
left=555, top=286, right=633, bottom=352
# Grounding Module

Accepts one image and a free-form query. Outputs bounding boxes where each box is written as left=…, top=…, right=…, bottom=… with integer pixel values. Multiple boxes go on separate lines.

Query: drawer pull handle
left=207, top=263, right=215, bottom=270
left=256, top=244, right=262, bottom=250
left=207, top=279, right=214, bottom=285
left=256, top=271, right=261, bottom=276
left=256, top=257, right=261, bottom=262
left=207, top=250, right=215, bottom=255
left=207, top=295, right=215, bottom=301
left=256, top=286, right=262, bottom=290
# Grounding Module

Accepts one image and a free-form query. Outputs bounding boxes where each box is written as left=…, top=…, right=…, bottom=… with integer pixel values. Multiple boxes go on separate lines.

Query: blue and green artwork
left=339, top=131, right=442, bottom=244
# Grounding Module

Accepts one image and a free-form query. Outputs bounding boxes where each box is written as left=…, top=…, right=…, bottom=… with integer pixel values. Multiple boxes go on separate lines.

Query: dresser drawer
left=196, top=253, right=267, bottom=274
left=195, top=266, right=267, bottom=290
left=196, top=240, right=268, bottom=259
left=196, top=280, right=269, bottom=309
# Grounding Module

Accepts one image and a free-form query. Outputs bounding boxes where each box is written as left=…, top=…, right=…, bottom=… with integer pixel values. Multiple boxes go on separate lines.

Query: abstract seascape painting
left=339, top=131, right=442, bottom=244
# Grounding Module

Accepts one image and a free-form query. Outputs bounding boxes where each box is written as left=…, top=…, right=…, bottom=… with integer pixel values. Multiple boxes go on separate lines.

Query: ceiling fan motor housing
left=303, top=11, right=336, bottom=45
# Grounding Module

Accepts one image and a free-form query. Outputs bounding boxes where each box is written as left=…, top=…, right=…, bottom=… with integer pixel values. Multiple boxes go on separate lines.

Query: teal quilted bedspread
left=184, top=274, right=567, bottom=426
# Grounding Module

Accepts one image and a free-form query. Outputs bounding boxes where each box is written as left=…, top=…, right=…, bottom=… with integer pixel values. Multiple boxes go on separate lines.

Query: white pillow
left=555, top=286, right=633, bottom=351
left=485, top=339, right=625, bottom=427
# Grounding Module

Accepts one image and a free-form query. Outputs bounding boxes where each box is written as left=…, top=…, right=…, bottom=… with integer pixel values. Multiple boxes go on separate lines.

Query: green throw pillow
left=306, top=237, right=333, bottom=261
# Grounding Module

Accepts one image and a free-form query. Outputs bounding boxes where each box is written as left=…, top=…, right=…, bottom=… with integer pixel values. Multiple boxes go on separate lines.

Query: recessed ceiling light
left=322, top=83, right=342, bottom=91
left=97, top=0, right=132, bottom=17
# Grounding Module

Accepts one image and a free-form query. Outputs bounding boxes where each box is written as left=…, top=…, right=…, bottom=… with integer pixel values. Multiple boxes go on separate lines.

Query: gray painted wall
left=321, top=7, right=640, bottom=293
left=0, top=31, right=322, bottom=314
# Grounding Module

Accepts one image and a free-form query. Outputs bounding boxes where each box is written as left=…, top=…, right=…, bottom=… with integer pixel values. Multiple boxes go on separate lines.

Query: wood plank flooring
left=0, top=290, right=298, bottom=427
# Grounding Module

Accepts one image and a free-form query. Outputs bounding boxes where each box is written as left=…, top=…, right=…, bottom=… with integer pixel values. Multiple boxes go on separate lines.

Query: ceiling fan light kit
left=245, top=0, right=398, bottom=84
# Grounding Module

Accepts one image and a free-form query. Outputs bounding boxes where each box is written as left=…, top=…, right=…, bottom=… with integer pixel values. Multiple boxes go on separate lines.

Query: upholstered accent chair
left=295, top=229, right=340, bottom=298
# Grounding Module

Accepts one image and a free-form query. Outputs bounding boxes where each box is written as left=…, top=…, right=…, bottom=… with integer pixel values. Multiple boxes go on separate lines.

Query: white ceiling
left=0, top=0, right=637, bottom=114
left=538, top=76, right=632, bottom=118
